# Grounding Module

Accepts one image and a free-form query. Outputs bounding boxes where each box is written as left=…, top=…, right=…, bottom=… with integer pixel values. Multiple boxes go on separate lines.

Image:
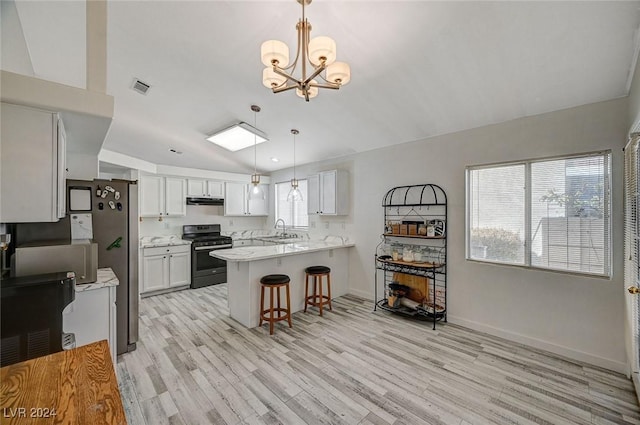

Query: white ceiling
left=4, top=1, right=640, bottom=175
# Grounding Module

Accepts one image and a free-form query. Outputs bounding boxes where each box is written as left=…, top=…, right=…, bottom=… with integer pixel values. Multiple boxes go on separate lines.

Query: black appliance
left=186, top=197, right=224, bottom=206
left=182, top=224, right=232, bottom=289
left=1, top=271, right=76, bottom=367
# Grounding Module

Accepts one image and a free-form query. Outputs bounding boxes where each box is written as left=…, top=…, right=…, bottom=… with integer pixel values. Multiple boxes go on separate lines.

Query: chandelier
left=260, top=0, right=351, bottom=101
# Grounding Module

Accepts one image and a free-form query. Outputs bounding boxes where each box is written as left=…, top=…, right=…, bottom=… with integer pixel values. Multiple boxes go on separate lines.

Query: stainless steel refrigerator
left=67, top=179, right=139, bottom=355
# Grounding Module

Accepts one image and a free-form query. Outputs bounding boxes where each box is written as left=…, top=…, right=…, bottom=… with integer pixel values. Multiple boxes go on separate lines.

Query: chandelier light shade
left=261, top=0, right=351, bottom=102
left=287, top=129, right=303, bottom=202
left=248, top=105, right=266, bottom=201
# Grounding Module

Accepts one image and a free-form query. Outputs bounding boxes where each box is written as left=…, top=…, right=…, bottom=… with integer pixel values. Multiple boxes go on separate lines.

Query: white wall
left=272, top=98, right=628, bottom=372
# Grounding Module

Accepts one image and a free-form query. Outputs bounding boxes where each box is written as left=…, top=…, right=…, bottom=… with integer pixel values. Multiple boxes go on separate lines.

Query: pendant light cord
left=254, top=109, right=257, bottom=175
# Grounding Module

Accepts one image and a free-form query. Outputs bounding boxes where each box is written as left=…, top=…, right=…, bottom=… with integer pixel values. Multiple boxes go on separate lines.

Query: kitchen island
left=211, top=238, right=354, bottom=328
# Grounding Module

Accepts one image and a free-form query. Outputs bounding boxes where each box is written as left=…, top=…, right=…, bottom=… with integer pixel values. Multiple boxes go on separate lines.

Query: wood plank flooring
left=116, top=284, right=640, bottom=425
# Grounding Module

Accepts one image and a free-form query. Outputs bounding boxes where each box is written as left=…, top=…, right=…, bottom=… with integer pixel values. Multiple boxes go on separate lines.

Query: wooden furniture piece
left=304, top=265, right=333, bottom=316
left=259, top=274, right=292, bottom=335
left=0, top=340, right=126, bottom=425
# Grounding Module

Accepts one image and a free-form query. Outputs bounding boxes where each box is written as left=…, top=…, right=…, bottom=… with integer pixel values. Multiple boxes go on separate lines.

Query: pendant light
left=248, top=105, right=265, bottom=200
left=287, top=129, right=303, bottom=202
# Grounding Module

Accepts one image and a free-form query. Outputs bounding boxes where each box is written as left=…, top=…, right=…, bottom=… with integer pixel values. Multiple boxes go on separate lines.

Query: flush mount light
left=271, top=157, right=280, bottom=162
left=206, top=122, right=268, bottom=152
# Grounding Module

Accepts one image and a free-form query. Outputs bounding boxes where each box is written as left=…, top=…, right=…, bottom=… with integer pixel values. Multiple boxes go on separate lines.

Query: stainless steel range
left=182, top=224, right=232, bottom=289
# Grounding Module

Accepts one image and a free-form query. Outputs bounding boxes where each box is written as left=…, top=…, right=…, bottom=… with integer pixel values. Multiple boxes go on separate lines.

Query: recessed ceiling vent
left=131, top=78, right=151, bottom=95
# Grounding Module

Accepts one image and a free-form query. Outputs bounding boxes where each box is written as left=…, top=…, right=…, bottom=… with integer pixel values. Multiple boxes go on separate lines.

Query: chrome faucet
left=274, top=219, right=286, bottom=236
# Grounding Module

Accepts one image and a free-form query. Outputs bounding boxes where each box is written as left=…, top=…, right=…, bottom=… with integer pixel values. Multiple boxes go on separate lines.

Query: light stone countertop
left=210, top=239, right=355, bottom=262
left=75, top=267, right=119, bottom=292
left=140, top=235, right=191, bottom=248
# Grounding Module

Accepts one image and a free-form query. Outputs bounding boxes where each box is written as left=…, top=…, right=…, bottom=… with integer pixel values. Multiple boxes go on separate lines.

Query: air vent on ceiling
left=131, top=78, right=151, bottom=95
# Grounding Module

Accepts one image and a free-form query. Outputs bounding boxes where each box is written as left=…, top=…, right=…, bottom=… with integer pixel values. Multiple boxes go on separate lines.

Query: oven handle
left=194, top=244, right=233, bottom=251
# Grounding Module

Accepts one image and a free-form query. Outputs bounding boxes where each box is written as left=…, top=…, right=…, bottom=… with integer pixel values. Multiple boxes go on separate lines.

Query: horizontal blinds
left=468, top=164, right=525, bottom=264
left=467, top=151, right=611, bottom=276
left=531, top=154, right=609, bottom=275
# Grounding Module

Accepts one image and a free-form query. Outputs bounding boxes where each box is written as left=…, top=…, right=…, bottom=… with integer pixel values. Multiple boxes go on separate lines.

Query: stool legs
left=286, top=284, right=292, bottom=328
left=304, top=272, right=332, bottom=316
left=260, top=283, right=291, bottom=335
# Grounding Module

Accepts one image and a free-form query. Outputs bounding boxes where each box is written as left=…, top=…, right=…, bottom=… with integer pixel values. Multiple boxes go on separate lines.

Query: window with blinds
left=275, top=180, right=309, bottom=228
left=467, top=151, right=611, bottom=276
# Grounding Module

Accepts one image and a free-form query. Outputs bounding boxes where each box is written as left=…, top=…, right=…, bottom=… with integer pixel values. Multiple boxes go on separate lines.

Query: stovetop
left=182, top=224, right=232, bottom=247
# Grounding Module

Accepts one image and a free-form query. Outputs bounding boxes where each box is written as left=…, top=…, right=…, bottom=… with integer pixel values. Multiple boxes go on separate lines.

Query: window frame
left=274, top=179, right=309, bottom=230
left=465, top=150, right=612, bottom=278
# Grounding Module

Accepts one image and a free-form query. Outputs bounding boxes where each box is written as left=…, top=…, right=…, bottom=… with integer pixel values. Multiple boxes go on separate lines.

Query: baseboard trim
left=448, top=315, right=627, bottom=374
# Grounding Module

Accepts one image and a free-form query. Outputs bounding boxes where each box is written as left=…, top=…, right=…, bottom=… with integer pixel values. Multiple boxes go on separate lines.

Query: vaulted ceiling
left=3, top=1, right=640, bottom=174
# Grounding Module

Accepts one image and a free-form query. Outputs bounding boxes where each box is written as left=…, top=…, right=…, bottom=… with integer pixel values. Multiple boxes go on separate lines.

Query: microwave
left=12, top=240, right=98, bottom=284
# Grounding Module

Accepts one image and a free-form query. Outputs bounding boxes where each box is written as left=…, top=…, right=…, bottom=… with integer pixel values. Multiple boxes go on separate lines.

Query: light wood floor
left=116, top=284, right=640, bottom=425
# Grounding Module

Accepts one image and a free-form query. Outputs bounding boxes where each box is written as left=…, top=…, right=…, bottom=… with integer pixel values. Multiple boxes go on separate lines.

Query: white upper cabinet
left=140, top=175, right=186, bottom=217
left=224, top=182, right=268, bottom=216
left=0, top=103, right=66, bottom=223
left=164, top=177, right=187, bottom=216
left=307, top=170, right=349, bottom=215
left=187, top=179, right=224, bottom=198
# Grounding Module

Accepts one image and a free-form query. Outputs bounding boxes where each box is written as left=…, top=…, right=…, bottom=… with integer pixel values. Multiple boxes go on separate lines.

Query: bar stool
left=259, top=274, right=292, bottom=335
left=304, top=266, right=332, bottom=316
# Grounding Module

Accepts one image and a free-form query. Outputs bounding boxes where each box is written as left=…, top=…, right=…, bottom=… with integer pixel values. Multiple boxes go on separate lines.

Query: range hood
left=186, top=197, right=224, bottom=206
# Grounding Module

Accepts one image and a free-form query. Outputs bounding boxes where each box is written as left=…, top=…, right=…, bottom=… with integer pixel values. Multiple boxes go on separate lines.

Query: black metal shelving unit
left=374, top=184, right=447, bottom=329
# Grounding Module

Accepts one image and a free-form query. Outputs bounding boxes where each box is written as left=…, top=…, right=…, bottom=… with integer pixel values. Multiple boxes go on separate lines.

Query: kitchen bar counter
left=0, top=340, right=126, bottom=425
left=211, top=239, right=355, bottom=262
left=211, top=239, right=353, bottom=328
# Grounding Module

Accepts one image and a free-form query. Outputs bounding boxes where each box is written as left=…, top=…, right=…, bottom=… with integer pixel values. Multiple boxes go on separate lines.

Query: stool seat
left=259, top=274, right=292, bottom=335
left=305, top=265, right=331, bottom=275
left=260, top=274, right=291, bottom=285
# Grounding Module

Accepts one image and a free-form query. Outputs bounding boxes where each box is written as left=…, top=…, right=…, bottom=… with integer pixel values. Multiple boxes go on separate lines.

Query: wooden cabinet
left=62, top=286, right=117, bottom=363
left=187, top=179, right=225, bottom=198
left=140, top=175, right=186, bottom=217
left=224, top=182, right=269, bottom=216
left=0, top=103, right=67, bottom=222
left=307, top=170, right=349, bottom=215
left=141, top=245, right=191, bottom=295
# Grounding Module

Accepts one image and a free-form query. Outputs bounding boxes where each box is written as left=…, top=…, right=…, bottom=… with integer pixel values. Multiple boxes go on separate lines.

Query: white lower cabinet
left=62, top=286, right=117, bottom=363
left=141, top=245, right=191, bottom=295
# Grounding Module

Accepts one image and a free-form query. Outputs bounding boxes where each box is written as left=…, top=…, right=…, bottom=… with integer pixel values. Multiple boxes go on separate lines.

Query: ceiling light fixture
left=287, top=129, right=303, bottom=202
left=248, top=105, right=265, bottom=201
left=206, top=122, right=267, bottom=152
left=271, top=157, right=280, bottom=162
left=261, top=0, right=351, bottom=102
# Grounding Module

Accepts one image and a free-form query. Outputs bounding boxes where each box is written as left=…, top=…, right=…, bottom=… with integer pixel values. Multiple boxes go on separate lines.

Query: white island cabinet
left=0, top=103, right=66, bottom=222
left=211, top=240, right=354, bottom=328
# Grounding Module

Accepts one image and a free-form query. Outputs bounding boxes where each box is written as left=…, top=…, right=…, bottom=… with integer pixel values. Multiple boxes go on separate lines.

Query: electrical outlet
left=341, top=221, right=346, bottom=229
left=277, top=258, right=282, bottom=266
left=310, top=221, right=316, bottom=228
left=229, top=219, right=234, bottom=226
left=329, top=249, right=333, bottom=258
left=164, top=222, right=170, bottom=229
left=324, top=222, right=330, bottom=229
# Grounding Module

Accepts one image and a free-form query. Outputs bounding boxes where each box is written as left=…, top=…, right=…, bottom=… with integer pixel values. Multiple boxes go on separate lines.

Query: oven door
left=191, top=244, right=232, bottom=288
left=193, top=245, right=230, bottom=276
